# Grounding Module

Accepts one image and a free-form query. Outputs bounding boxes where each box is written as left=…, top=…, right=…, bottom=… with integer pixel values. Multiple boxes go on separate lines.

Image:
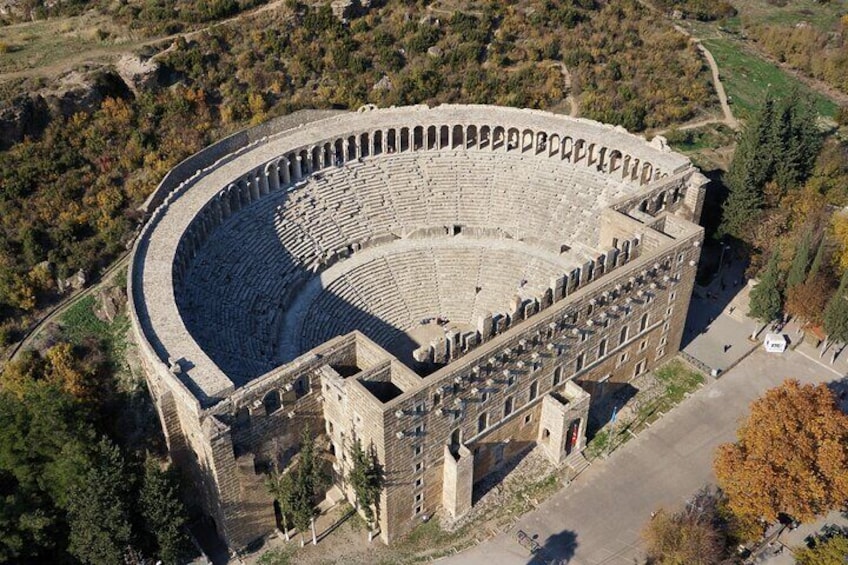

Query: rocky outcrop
left=115, top=54, right=161, bottom=95
left=57, top=269, right=86, bottom=294
left=94, top=285, right=127, bottom=323
left=0, top=95, right=50, bottom=150
left=0, top=67, right=133, bottom=149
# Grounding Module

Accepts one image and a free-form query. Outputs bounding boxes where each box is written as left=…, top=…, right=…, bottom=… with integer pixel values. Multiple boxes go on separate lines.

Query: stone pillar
left=249, top=176, right=259, bottom=201
left=553, top=275, right=566, bottom=301
left=537, top=384, right=590, bottom=467
left=293, top=156, right=302, bottom=180
left=477, top=312, right=493, bottom=341
left=442, top=444, right=474, bottom=520
left=606, top=248, right=619, bottom=271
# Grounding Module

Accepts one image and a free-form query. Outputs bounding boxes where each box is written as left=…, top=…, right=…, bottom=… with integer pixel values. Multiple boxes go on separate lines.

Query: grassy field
left=702, top=37, right=838, bottom=119
left=59, top=294, right=130, bottom=372
left=0, top=11, right=138, bottom=74
left=730, top=0, right=845, bottom=31
left=585, top=358, right=705, bottom=460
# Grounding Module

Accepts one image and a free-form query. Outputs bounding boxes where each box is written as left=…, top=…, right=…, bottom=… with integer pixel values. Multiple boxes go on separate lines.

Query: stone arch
left=630, top=158, right=641, bottom=181
left=641, top=162, right=653, bottom=185
left=412, top=126, right=424, bottom=150
left=608, top=150, right=622, bottom=173
left=521, top=129, right=534, bottom=153
left=639, top=199, right=649, bottom=213
left=427, top=125, right=437, bottom=149
left=323, top=142, right=332, bottom=167
left=549, top=134, right=561, bottom=157
left=672, top=186, right=682, bottom=203
left=234, top=406, right=250, bottom=429
left=387, top=128, right=397, bottom=153
left=565, top=418, right=581, bottom=455
left=507, top=128, right=520, bottom=151
left=223, top=185, right=237, bottom=214
left=263, top=390, right=281, bottom=414
left=400, top=127, right=411, bottom=151
left=586, top=142, right=597, bottom=165
left=622, top=154, right=631, bottom=179
left=480, top=125, right=491, bottom=149
left=359, top=132, right=370, bottom=157
left=596, top=146, right=608, bottom=171
left=439, top=125, right=450, bottom=149
left=574, top=139, right=586, bottom=162
left=373, top=130, right=384, bottom=155
left=466, top=125, right=478, bottom=148
left=334, top=138, right=344, bottom=165
left=347, top=135, right=357, bottom=160
left=240, top=179, right=252, bottom=207
left=493, top=126, right=506, bottom=150
left=452, top=124, right=464, bottom=149
left=311, top=146, right=322, bottom=171
left=298, top=149, right=310, bottom=176
left=656, top=191, right=666, bottom=210
left=562, top=136, right=574, bottom=161
left=536, top=131, right=547, bottom=154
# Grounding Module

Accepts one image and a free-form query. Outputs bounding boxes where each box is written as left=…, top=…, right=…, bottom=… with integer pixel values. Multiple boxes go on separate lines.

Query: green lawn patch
left=702, top=37, right=837, bottom=120
left=586, top=358, right=705, bottom=460
left=59, top=294, right=130, bottom=372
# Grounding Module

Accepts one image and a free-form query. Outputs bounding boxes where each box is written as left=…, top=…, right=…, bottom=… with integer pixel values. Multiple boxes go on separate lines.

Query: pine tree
left=787, top=230, right=812, bottom=289
left=719, top=99, right=775, bottom=239
left=719, top=93, right=822, bottom=242
left=748, top=252, right=783, bottom=324
left=66, top=439, right=133, bottom=565
left=139, top=459, right=189, bottom=563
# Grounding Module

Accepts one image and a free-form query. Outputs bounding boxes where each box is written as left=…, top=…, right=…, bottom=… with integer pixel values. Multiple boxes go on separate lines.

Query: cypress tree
left=807, top=236, right=825, bottom=281
left=748, top=252, right=783, bottom=324
left=787, top=230, right=812, bottom=289
left=824, top=271, right=848, bottom=344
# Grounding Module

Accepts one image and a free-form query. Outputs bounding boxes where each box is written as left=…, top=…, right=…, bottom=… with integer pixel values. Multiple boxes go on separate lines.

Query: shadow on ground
left=527, top=529, right=578, bottom=564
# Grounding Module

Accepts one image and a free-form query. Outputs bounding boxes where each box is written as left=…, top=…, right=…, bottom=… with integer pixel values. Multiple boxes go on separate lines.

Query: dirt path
left=691, top=38, right=739, bottom=130
left=0, top=0, right=287, bottom=84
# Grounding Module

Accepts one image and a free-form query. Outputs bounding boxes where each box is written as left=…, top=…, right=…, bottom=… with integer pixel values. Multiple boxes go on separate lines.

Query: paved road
left=438, top=349, right=836, bottom=565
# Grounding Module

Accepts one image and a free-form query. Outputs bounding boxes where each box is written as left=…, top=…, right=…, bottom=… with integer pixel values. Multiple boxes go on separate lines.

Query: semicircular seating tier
left=179, top=148, right=640, bottom=384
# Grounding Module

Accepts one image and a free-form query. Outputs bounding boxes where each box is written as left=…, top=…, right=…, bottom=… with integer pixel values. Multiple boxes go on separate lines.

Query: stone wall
left=129, top=105, right=708, bottom=553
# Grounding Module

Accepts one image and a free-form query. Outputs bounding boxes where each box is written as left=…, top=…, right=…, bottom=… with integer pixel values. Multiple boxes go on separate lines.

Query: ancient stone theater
left=128, top=104, right=707, bottom=551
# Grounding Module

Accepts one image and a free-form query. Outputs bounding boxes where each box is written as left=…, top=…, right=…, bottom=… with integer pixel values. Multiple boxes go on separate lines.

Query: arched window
left=640, top=313, right=649, bottom=332
left=478, top=412, right=488, bottom=434
left=263, top=390, right=281, bottom=414
left=598, top=338, right=608, bottom=357
left=620, top=325, right=629, bottom=345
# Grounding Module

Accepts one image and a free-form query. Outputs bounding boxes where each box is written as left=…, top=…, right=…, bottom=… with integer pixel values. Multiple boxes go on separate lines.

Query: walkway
left=438, top=349, right=837, bottom=565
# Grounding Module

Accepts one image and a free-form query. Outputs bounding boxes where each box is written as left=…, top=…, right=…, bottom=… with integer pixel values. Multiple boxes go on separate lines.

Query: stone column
left=442, top=444, right=473, bottom=520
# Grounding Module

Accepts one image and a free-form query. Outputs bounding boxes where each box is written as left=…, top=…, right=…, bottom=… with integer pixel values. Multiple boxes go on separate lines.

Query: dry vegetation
left=0, top=0, right=717, bottom=344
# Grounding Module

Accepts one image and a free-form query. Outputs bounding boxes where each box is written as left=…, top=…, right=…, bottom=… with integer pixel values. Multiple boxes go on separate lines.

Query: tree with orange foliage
left=785, top=276, right=832, bottom=327
left=714, top=380, right=848, bottom=524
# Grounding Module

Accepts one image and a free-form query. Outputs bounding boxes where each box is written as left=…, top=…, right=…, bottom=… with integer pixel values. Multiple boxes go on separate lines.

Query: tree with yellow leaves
left=830, top=213, right=848, bottom=271
left=714, top=380, right=848, bottom=524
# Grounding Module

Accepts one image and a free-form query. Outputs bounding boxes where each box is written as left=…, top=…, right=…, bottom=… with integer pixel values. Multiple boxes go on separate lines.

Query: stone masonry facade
left=128, top=105, right=707, bottom=552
